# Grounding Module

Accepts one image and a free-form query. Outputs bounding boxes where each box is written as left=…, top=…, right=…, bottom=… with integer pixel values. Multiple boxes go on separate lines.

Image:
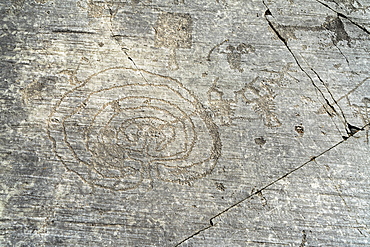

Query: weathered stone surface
left=1, top=0, right=369, bottom=246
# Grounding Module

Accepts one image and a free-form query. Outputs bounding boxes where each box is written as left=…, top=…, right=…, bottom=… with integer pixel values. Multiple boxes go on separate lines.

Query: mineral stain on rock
left=295, top=125, right=304, bottom=136
left=254, top=137, right=266, bottom=146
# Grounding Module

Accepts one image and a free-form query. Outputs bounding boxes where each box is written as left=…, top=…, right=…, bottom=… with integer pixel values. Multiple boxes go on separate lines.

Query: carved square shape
left=155, top=12, right=193, bottom=48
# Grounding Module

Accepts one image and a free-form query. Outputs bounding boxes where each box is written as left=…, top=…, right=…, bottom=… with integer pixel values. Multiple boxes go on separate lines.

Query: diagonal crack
left=308, top=68, right=365, bottom=137
left=309, top=68, right=351, bottom=134
left=316, top=0, right=370, bottom=35
left=174, top=3, right=369, bottom=246
left=262, top=2, right=351, bottom=137
left=174, top=122, right=369, bottom=246
left=333, top=42, right=350, bottom=66
left=108, top=7, right=149, bottom=83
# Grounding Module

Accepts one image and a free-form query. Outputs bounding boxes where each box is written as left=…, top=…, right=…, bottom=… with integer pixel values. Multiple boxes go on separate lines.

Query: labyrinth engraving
left=47, top=68, right=221, bottom=191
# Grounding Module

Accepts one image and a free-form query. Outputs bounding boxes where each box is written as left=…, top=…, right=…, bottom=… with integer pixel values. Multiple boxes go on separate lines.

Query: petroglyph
left=47, top=68, right=221, bottom=191
left=207, top=77, right=282, bottom=127
left=21, top=77, right=57, bottom=103
left=207, top=39, right=229, bottom=61
left=271, top=16, right=352, bottom=47
left=154, top=12, right=193, bottom=70
left=207, top=41, right=255, bottom=72
left=260, top=62, right=299, bottom=86
left=77, top=0, right=129, bottom=19
left=324, top=0, right=370, bottom=13
left=225, top=43, right=255, bottom=72
left=207, top=78, right=234, bottom=126
left=79, top=0, right=105, bottom=18
left=235, top=77, right=282, bottom=127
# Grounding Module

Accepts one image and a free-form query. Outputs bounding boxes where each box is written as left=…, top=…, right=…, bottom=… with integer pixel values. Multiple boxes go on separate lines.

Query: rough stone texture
left=0, top=0, right=369, bottom=246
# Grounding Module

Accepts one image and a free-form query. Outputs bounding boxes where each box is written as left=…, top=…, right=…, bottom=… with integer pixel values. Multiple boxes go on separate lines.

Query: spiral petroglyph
left=47, top=68, right=221, bottom=191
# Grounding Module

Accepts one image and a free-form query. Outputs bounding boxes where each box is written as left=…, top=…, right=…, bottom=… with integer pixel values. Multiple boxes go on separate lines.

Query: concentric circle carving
left=47, top=68, right=221, bottom=190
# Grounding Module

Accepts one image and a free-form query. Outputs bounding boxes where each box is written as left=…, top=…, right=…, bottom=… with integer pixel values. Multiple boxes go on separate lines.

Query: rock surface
left=1, top=0, right=369, bottom=246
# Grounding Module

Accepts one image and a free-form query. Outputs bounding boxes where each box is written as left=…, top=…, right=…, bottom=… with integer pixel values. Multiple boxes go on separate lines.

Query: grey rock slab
left=175, top=136, right=370, bottom=246
left=1, top=0, right=369, bottom=246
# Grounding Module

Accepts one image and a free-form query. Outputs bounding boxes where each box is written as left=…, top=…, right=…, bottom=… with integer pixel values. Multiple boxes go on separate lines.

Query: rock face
left=0, top=0, right=369, bottom=246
